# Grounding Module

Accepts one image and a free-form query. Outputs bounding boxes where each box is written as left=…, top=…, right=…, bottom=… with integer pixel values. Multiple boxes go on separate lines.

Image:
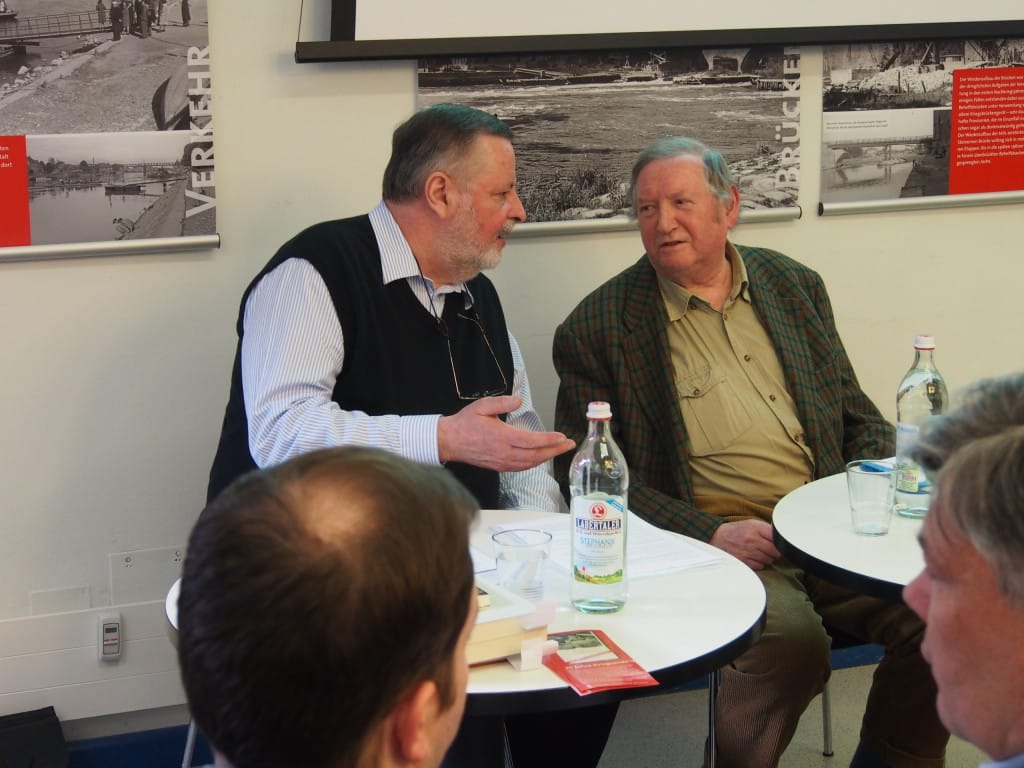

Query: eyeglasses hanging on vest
left=417, top=263, right=509, bottom=401
left=438, top=302, right=509, bottom=401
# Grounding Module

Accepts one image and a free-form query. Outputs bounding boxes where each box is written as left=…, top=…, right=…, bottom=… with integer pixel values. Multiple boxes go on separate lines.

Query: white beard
left=440, top=205, right=509, bottom=281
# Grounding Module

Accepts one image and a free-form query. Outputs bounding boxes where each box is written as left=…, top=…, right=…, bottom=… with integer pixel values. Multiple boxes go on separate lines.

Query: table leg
left=706, top=670, right=719, bottom=768
left=181, top=718, right=197, bottom=768
left=502, top=721, right=514, bottom=768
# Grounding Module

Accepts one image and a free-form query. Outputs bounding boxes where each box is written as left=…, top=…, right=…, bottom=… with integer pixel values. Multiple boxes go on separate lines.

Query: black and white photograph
left=552, top=630, right=617, bottom=663
left=1, top=0, right=213, bottom=249
left=1, top=0, right=206, bottom=134
left=26, top=130, right=201, bottom=244
left=417, top=45, right=802, bottom=225
left=820, top=37, right=1024, bottom=205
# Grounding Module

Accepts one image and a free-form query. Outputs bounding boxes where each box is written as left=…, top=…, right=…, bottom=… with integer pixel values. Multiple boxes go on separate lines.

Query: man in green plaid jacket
left=553, top=137, right=948, bottom=768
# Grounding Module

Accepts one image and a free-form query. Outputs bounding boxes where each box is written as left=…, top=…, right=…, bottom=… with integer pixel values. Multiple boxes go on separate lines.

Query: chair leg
left=182, top=718, right=197, bottom=768
left=821, top=680, right=834, bottom=757
left=707, top=670, right=719, bottom=768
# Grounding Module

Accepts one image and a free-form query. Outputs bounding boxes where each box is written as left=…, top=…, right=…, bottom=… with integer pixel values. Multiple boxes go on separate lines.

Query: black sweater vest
left=207, top=215, right=514, bottom=507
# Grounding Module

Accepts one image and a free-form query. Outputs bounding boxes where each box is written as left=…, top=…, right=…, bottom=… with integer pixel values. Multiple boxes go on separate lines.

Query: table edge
left=771, top=525, right=906, bottom=605
left=465, top=606, right=765, bottom=716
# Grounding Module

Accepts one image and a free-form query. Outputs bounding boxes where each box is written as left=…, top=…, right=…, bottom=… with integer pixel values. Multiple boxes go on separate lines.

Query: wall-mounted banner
left=417, top=45, right=802, bottom=232
left=819, top=37, right=1024, bottom=216
left=0, top=0, right=215, bottom=258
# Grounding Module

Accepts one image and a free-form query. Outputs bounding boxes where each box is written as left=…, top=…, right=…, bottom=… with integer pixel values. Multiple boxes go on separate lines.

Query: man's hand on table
left=710, top=520, right=781, bottom=570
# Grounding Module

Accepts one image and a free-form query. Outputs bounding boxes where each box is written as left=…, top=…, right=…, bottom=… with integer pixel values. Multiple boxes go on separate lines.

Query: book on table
left=469, top=576, right=550, bottom=665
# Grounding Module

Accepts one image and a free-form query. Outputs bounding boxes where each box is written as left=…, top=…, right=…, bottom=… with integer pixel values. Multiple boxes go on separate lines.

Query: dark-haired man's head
left=178, top=446, right=479, bottom=768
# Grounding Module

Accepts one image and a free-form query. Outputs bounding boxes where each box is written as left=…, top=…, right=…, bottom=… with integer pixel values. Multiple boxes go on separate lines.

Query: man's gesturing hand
left=438, top=396, right=576, bottom=472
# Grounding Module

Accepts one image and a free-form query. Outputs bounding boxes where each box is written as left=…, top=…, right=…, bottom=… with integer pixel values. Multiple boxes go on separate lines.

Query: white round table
left=772, top=472, right=924, bottom=603
left=165, top=511, right=766, bottom=768
left=165, top=510, right=766, bottom=716
left=165, top=578, right=179, bottom=631
left=467, top=509, right=766, bottom=716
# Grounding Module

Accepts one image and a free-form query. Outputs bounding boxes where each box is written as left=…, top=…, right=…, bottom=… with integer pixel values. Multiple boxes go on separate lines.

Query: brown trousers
left=713, top=560, right=949, bottom=768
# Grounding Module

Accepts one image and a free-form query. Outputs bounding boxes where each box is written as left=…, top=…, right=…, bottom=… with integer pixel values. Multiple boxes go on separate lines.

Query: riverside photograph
left=26, top=130, right=195, bottom=244
left=1, top=0, right=213, bottom=250
left=0, top=0, right=207, bottom=134
left=417, top=45, right=803, bottom=224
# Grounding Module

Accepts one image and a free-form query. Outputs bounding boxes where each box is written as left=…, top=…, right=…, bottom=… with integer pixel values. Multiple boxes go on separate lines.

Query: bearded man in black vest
left=208, top=103, right=573, bottom=511
left=207, top=104, right=615, bottom=768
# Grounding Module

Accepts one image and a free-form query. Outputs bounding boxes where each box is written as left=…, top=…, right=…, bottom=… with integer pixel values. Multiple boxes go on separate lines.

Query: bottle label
left=895, top=422, right=922, bottom=493
left=570, top=494, right=626, bottom=585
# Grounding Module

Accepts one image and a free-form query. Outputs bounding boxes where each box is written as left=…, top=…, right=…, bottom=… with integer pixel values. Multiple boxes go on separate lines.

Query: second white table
left=772, top=472, right=924, bottom=603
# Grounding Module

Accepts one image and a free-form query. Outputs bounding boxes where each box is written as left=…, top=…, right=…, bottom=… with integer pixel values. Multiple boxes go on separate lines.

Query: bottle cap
left=913, top=334, right=936, bottom=350
left=586, top=401, right=612, bottom=420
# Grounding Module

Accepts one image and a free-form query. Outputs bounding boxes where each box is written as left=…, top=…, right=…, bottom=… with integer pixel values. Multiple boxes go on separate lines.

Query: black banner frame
left=298, top=6, right=1024, bottom=63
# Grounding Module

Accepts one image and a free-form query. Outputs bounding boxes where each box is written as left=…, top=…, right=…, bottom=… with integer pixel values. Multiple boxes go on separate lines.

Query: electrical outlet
left=97, top=611, right=122, bottom=661
left=108, top=546, right=185, bottom=604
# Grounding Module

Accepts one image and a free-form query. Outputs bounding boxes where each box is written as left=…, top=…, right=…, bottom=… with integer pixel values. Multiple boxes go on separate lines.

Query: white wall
left=0, top=0, right=1021, bottom=736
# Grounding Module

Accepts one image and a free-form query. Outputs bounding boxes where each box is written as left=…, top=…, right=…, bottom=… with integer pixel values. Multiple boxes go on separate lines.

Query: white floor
left=597, top=664, right=986, bottom=768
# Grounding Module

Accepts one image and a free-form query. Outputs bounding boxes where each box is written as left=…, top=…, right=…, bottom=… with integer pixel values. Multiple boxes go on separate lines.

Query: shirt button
left=744, top=354, right=752, bottom=362
left=692, top=388, right=701, bottom=395
left=769, top=394, right=777, bottom=402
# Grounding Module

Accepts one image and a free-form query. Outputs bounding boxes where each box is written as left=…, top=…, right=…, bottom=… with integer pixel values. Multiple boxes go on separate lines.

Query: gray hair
left=910, top=371, right=1024, bottom=604
left=627, top=136, right=736, bottom=217
left=382, top=103, right=514, bottom=202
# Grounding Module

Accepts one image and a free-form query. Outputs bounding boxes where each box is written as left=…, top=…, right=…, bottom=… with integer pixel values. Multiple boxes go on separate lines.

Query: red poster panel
left=949, top=67, right=1024, bottom=195
left=0, top=136, right=31, bottom=247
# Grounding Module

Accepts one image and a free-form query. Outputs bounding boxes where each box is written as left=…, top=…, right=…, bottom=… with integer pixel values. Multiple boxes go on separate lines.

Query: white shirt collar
left=368, top=200, right=474, bottom=307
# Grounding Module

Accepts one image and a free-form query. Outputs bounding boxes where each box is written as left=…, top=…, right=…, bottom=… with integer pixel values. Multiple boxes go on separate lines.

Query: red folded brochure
left=543, top=629, right=659, bottom=695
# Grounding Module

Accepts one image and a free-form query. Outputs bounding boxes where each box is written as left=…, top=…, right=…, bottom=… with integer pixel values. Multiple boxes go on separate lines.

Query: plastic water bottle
left=893, top=334, right=948, bottom=518
left=568, top=401, right=628, bottom=613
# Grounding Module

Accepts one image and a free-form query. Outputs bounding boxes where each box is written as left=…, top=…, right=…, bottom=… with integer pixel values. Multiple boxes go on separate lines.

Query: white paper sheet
left=488, top=512, right=721, bottom=580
